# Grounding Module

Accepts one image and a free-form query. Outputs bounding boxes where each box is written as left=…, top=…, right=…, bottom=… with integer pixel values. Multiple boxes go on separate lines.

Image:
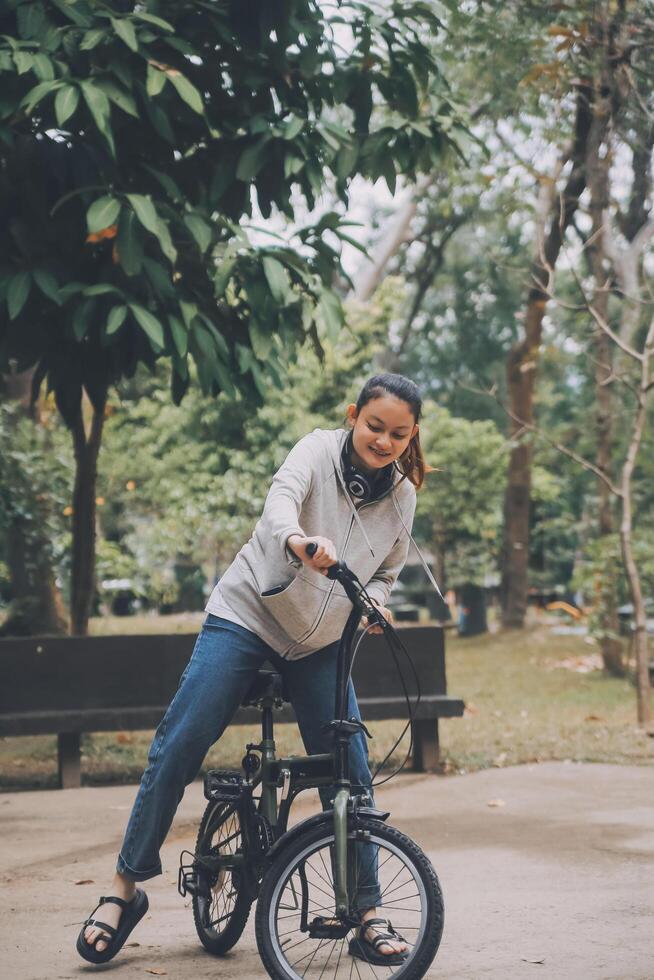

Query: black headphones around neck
left=340, top=430, right=396, bottom=503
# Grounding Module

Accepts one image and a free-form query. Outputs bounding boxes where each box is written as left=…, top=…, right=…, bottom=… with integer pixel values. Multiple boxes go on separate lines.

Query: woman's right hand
left=287, top=534, right=337, bottom=575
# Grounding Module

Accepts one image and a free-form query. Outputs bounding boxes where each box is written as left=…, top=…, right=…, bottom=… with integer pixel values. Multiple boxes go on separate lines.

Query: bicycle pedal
left=307, top=916, right=351, bottom=940
left=204, top=769, right=250, bottom=802
left=177, top=850, right=210, bottom=899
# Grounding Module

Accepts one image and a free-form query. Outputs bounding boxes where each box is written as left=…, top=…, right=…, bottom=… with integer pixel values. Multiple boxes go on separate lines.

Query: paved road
left=1, top=762, right=653, bottom=980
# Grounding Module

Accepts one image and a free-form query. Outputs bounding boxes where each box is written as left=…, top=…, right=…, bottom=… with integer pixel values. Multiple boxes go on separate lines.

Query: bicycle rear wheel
left=192, top=799, right=254, bottom=955
left=255, top=817, right=444, bottom=979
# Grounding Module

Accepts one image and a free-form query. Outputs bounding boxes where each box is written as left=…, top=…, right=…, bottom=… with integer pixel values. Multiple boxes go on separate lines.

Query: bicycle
left=178, top=544, right=444, bottom=978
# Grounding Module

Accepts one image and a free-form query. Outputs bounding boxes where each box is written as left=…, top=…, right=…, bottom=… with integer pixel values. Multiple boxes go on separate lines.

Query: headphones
left=340, top=430, right=397, bottom=503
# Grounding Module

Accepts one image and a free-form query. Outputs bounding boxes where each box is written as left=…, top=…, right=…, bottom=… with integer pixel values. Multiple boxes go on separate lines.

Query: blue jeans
left=117, top=614, right=381, bottom=909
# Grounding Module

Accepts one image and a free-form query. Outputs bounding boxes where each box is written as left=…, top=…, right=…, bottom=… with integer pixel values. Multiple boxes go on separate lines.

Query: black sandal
left=348, top=916, right=410, bottom=966
left=76, top=889, right=148, bottom=964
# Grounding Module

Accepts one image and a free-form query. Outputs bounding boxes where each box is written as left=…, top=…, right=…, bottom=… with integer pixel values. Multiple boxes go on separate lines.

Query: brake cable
left=341, top=570, right=423, bottom=786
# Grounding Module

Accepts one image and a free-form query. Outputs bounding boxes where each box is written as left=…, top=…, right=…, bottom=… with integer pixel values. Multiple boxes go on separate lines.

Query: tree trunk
left=70, top=391, right=107, bottom=636
left=585, top=40, right=624, bottom=675
left=0, top=368, right=68, bottom=636
left=501, top=80, right=592, bottom=628
left=619, top=318, right=653, bottom=725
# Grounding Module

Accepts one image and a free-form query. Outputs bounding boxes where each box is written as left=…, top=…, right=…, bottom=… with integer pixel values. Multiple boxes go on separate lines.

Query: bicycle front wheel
left=192, top=799, right=254, bottom=955
left=255, top=817, right=444, bottom=980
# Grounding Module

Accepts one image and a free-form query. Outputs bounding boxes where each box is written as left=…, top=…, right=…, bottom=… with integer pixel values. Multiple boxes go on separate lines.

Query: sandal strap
left=360, top=917, right=388, bottom=928
left=85, top=918, right=117, bottom=939
left=99, top=894, right=130, bottom=909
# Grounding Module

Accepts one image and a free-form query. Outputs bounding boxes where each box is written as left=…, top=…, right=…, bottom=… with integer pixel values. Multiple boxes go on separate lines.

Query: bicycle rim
left=266, top=828, right=430, bottom=979
left=194, top=802, right=249, bottom=942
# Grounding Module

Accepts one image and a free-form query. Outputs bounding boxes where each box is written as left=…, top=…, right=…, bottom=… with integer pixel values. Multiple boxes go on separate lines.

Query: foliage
left=0, top=400, right=72, bottom=604
left=0, top=0, right=461, bottom=416
left=415, top=404, right=507, bottom=587
left=95, top=279, right=399, bottom=604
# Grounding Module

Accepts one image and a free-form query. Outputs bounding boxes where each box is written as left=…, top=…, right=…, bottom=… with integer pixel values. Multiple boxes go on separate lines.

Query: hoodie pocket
left=259, top=575, right=327, bottom=641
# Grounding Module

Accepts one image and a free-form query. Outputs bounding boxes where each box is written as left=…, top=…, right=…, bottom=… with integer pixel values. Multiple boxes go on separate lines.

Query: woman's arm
left=261, top=435, right=338, bottom=575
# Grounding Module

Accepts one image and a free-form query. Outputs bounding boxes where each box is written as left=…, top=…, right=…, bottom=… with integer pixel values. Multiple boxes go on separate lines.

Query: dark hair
left=352, top=373, right=432, bottom=490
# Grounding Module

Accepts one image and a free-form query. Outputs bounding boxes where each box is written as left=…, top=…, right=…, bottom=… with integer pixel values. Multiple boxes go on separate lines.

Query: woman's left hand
left=365, top=598, right=393, bottom=634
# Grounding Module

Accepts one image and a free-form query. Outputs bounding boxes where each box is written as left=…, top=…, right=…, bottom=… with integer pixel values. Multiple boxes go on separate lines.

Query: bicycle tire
left=255, top=817, right=444, bottom=980
left=192, top=799, right=254, bottom=955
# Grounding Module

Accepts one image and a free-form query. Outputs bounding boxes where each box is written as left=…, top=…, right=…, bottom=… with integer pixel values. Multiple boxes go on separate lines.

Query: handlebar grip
left=305, top=542, right=318, bottom=557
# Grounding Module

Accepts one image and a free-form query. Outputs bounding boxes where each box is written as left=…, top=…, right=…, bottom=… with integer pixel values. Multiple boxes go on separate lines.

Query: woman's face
left=346, top=395, right=419, bottom=474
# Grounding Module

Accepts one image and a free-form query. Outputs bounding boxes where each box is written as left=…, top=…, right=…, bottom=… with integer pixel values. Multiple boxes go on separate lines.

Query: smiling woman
left=345, top=373, right=430, bottom=487
left=77, top=371, right=434, bottom=967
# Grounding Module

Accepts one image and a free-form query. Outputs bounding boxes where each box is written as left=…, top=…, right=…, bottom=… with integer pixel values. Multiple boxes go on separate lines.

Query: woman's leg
left=280, top=643, right=382, bottom=913
left=83, top=615, right=271, bottom=953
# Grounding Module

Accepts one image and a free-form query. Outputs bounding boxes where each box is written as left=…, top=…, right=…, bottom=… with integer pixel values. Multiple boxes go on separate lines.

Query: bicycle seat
left=242, top=670, right=288, bottom=706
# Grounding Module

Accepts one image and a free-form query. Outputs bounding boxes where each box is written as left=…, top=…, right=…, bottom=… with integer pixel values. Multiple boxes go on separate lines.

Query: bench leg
left=411, top=719, right=440, bottom=772
left=57, top=732, right=81, bottom=789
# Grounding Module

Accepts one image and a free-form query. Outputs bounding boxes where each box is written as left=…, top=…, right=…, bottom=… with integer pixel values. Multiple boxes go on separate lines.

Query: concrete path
left=1, top=762, right=652, bottom=980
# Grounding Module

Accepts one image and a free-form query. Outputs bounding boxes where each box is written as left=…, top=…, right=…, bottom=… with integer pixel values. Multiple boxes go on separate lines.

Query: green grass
left=0, top=619, right=651, bottom=790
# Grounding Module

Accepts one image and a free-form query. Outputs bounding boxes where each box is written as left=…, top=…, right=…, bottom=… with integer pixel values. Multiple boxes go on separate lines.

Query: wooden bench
left=0, top=625, right=464, bottom=788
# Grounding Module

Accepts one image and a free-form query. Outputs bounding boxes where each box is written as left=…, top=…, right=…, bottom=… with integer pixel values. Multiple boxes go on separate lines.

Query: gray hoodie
left=206, top=427, right=420, bottom=660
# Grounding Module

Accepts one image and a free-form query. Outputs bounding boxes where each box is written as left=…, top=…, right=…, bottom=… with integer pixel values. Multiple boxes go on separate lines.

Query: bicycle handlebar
left=304, top=541, right=366, bottom=609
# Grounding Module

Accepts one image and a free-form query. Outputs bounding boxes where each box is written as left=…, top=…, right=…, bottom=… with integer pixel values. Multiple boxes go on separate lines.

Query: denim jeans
left=117, top=614, right=382, bottom=909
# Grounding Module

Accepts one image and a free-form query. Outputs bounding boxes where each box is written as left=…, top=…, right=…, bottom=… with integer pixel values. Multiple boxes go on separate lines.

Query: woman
left=78, top=372, right=432, bottom=967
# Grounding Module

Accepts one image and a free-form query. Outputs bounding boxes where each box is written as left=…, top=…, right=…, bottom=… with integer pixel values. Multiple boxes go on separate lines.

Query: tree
left=0, top=0, right=459, bottom=633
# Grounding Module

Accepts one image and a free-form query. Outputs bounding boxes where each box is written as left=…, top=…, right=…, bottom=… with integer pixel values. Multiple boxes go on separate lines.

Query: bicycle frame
left=188, top=563, right=378, bottom=919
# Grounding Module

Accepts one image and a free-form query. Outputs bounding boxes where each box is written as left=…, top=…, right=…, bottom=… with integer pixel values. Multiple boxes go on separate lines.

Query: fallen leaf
left=74, top=879, right=95, bottom=885
left=493, top=752, right=507, bottom=767
left=584, top=714, right=604, bottom=722
left=145, top=970, right=167, bottom=976
left=126, top=942, right=140, bottom=947
left=487, top=798, right=506, bottom=808
left=521, top=957, right=545, bottom=964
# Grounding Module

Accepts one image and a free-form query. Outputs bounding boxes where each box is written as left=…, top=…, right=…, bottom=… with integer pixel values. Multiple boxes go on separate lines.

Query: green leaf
left=96, top=79, right=138, bottom=118
left=20, top=80, right=58, bottom=114
left=106, top=305, right=128, bottom=335
left=33, top=269, right=61, bottom=305
left=146, top=64, right=167, bottom=97
left=168, top=72, right=204, bottom=114
left=236, top=140, right=269, bottom=181
left=157, top=218, right=177, bottom=264
left=168, top=314, right=188, bottom=358
left=336, top=144, right=358, bottom=181
left=179, top=300, right=198, bottom=328
left=126, top=193, right=159, bottom=236
left=87, top=196, right=121, bottom=234
left=214, top=257, right=235, bottom=296
left=142, top=165, right=182, bottom=201
left=143, top=257, right=174, bottom=296
left=116, top=210, right=143, bottom=276
left=72, top=298, right=93, bottom=340
left=55, top=85, right=79, bottom=126
left=129, top=304, right=164, bottom=350
left=79, top=28, right=106, bottom=51
left=83, top=283, right=119, bottom=297
left=282, top=116, right=304, bottom=140
left=317, top=288, right=343, bottom=344
left=13, top=51, right=34, bottom=75
left=7, top=272, right=31, bottom=319
left=262, top=256, right=291, bottom=305
left=249, top=318, right=273, bottom=360
left=32, top=54, right=55, bottom=81
left=184, top=213, right=212, bottom=253
left=81, top=81, right=114, bottom=155
left=111, top=17, right=138, bottom=52
left=133, top=11, right=175, bottom=31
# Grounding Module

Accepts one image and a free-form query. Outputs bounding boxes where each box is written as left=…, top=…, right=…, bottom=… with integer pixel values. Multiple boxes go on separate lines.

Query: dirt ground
left=1, top=762, right=653, bottom=980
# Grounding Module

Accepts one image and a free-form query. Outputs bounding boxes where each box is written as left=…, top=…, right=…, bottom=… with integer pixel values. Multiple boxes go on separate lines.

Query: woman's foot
left=83, top=873, right=135, bottom=953
left=359, top=908, right=409, bottom=957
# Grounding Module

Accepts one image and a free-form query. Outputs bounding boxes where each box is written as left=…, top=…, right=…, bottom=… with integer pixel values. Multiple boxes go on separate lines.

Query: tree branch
left=461, top=381, right=623, bottom=497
